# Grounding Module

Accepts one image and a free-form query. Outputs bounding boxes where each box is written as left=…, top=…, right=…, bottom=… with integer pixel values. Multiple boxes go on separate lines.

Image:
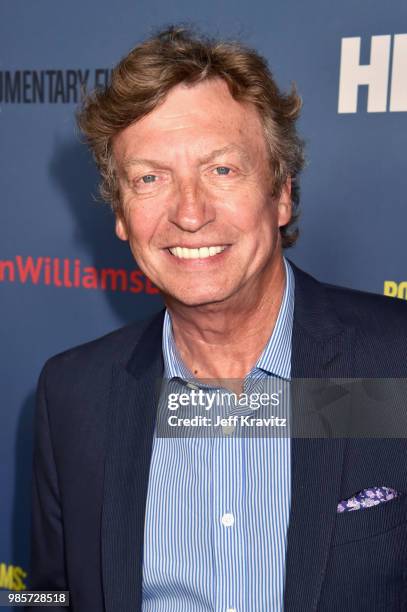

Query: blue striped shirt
left=142, top=258, right=294, bottom=611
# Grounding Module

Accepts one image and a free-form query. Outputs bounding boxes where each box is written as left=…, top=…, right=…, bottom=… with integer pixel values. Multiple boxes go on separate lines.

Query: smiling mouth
left=167, top=246, right=228, bottom=259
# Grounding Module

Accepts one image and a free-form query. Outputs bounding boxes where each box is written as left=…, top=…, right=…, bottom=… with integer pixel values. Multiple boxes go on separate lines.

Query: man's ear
left=115, top=215, right=129, bottom=241
left=277, top=177, right=292, bottom=228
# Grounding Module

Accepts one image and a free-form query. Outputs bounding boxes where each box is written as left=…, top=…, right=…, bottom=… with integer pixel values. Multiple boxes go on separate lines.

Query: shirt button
left=221, top=512, right=235, bottom=527
left=222, top=424, right=235, bottom=435
left=226, top=608, right=236, bottom=612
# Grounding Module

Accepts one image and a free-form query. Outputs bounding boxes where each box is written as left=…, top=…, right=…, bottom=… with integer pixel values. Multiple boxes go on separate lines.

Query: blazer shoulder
left=293, top=265, right=407, bottom=375
left=322, top=284, right=407, bottom=377
left=290, top=261, right=407, bottom=339
left=322, top=281, right=407, bottom=334
left=40, top=309, right=165, bottom=384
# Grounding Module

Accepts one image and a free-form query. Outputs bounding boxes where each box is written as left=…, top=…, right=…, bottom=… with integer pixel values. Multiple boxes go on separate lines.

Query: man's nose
left=168, top=178, right=215, bottom=232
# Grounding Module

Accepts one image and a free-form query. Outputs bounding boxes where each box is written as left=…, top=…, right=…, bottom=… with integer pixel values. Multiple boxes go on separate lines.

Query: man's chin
left=163, top=288, right=231, bottom=309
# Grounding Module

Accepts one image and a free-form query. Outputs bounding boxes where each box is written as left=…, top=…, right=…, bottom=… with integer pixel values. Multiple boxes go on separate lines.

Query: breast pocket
left=332, top=493, right=407, bottom=547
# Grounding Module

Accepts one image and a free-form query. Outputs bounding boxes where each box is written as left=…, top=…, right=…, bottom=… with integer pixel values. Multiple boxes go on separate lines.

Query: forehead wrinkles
left=121, top=118, right=266, bottom=164
left=133, top=107, right=245, bottom=143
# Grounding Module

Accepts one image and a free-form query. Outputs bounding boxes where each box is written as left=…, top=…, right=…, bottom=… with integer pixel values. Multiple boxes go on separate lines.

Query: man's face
left=113, top=78, right=291, bottom=307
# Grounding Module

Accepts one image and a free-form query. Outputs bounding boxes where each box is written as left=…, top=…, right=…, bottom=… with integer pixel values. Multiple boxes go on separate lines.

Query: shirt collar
left=162, top=257, right=295, bottom=382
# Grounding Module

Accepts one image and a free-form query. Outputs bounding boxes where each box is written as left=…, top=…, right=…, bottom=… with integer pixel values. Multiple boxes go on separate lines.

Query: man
left=29, top=25, right=407, bottom=611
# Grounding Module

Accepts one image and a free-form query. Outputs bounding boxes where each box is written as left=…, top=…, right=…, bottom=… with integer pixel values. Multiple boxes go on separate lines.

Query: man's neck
left=165, top=257, right=287, bottom=384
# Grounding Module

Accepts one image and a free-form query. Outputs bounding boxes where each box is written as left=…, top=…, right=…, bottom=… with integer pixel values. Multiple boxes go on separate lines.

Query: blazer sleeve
left=27, top=362, right=68, bottom=610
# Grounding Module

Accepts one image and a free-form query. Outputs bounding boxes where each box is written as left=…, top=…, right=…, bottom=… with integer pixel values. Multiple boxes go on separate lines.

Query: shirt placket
left=212, top=404, right=246, bottom=612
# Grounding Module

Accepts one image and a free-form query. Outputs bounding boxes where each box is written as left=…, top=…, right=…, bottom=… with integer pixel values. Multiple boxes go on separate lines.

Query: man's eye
left=214, top=166, right=231, bottom=175
left=140, top=174, right=157, bottom=184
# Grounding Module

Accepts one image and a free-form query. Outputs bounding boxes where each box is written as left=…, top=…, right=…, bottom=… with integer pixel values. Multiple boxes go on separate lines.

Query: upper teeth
left=169, top=246, right=227, bottom=259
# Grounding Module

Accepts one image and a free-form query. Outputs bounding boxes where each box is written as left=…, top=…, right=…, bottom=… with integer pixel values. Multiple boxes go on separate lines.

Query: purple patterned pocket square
left=337, top=486, right=399, bottom=513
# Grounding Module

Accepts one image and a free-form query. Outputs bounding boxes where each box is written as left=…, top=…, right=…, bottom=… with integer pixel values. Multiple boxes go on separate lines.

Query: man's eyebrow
left=122, top=144, right=251, bottom=169
left=198, top=144, right=251, bottom=164
left=122, top=156, right=170, bottom=170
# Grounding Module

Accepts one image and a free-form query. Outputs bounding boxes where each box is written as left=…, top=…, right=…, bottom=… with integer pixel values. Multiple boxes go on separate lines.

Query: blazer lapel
left=102, top=310, right=165, bottom=612
left=284, top=263, right=355, bottom=611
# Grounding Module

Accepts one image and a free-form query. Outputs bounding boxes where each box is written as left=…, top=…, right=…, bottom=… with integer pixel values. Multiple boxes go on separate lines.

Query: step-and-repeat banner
left=1, top=0, right=406, bottom=597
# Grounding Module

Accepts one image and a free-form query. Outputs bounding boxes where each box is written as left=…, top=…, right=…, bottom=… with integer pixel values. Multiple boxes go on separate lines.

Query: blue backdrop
left=1, top=0, right=406, bottom=596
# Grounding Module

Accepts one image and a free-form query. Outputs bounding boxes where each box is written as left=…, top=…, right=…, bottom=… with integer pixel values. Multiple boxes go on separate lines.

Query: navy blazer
left=28, top=262, right=407, bottom=611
